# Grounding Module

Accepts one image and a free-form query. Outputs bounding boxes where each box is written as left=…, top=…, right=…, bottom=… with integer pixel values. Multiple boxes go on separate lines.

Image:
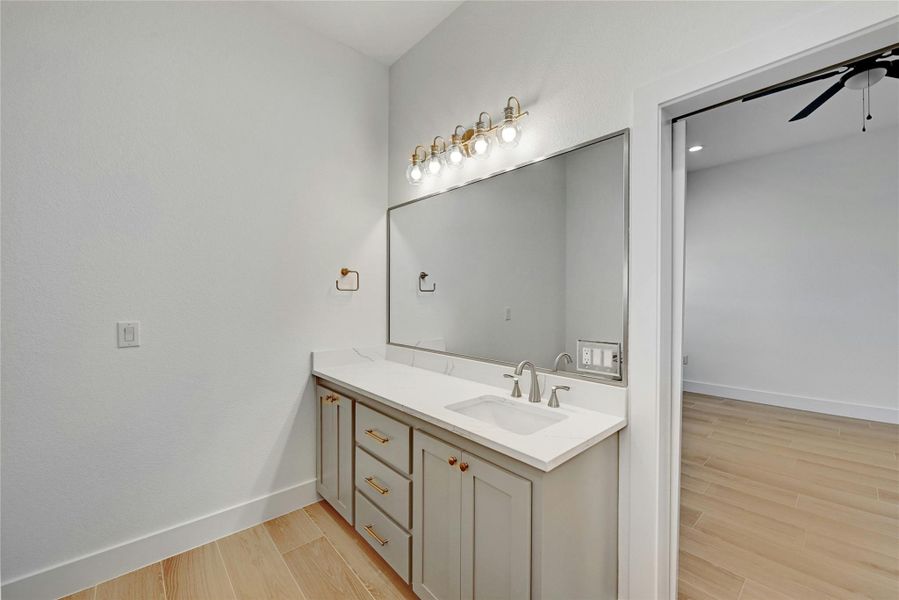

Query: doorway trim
left=627, top=7, right=899, bottom=599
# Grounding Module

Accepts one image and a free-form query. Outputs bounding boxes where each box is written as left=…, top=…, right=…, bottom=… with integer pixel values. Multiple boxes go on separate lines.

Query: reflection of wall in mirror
left=390, top=135, right=626, bottom=372
left=390, top=159, right=566, bottom=367
left=564, top=138, right=625, bottom=367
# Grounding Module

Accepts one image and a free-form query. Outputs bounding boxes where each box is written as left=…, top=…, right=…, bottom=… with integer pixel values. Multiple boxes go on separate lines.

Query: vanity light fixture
left=688, top=145, right=704, bottom=152
left=404, top=96, right=529, bottom=184
left=405, top=145, right=427, bottom=185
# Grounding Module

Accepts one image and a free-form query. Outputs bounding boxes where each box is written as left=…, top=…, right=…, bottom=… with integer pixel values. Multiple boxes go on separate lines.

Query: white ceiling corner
left=270, top=1, right=463, bottom=65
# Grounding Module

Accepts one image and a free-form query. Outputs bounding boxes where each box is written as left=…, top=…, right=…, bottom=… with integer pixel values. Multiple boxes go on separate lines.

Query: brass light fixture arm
left=411, top=144, right=427, bottom=164
left=505, top=96, right=529, bottom=120
left=478, top=111, right=495, bottom=133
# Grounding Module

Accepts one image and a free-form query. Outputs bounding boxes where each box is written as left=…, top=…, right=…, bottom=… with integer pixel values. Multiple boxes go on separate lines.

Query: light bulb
left=497, top=120, right=521, bottom=148
left=405, top=161, right=424, bottom=185
left=424, top=153, right=443, bottom=176
left=471, top=134, right=491, bottom=159
left=498, top=97, right=527, bottom=150
left=446, top=143, right=465, bottom=169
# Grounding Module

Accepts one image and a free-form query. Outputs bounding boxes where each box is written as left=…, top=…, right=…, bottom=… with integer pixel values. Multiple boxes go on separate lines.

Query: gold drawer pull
left=363, top=524, right=388, bottom=546
left=322, top=394, right=339, bottom=404
left=364, top=429, right=389, bottom=444
left=364, top=476, right=390, bottom=495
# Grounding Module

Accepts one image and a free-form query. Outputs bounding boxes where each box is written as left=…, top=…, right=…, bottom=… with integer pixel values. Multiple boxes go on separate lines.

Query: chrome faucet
left=548, top=385, right=570, bottom=408
left=514, top=360, right=541, bottom=403
left=553, top=352, right=573, bottom=372
left=503, top=373, right=522, bottom=398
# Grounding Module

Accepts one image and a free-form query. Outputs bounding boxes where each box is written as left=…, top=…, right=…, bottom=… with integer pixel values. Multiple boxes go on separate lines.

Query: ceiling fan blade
left=789, top=81, right=844, bottom=121
left=743, top=70, right=842, bottom=102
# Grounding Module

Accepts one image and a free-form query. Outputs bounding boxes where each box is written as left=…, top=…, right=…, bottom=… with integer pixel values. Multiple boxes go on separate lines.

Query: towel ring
left=336, top=268, right=359, bottom=292
left=419, top=271, right=436, bottom=293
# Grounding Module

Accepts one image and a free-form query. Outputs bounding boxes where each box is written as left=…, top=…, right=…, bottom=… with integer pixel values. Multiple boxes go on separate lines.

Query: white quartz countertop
left=313, top=358, right=626, bottom=472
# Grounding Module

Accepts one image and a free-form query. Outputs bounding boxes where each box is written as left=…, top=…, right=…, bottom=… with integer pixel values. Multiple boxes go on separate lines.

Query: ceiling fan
left=742, top=47, right=899, bottom=127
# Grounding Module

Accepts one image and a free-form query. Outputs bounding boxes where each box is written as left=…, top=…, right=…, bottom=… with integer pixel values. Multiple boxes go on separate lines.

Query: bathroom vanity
left=313, top=348, right=625, bottom=600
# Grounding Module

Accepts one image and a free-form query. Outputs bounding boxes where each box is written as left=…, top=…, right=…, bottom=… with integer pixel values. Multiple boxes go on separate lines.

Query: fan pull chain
left=861, top=87, right=866, bottom=133
left=866, top=69, right=872, bottom=121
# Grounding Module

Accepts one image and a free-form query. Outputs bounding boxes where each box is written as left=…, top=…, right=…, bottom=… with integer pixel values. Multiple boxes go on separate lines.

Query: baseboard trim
left=1, top=478, right=320, bottom=600
left=683, top=380, right=899, bottom=424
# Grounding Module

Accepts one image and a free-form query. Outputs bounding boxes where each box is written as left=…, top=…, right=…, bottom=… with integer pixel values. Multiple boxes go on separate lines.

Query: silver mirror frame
left=387, top=129, right=629, bottom=387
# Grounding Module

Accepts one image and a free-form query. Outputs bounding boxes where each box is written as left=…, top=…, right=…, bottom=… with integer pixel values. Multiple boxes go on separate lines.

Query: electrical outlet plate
left=117, top=321, right=140, bottom=348
left=576, top=340, right=621, bottom=378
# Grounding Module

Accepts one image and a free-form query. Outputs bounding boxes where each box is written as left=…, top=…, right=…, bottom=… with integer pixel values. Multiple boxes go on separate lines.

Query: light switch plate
left=576, top=339, right=621, bottom=378
left=117, top=321, right=140, bottom=348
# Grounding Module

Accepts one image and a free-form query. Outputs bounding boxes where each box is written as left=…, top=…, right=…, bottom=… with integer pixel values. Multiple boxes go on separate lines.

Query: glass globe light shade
left=497, top=119, right=521, bottom=148
left=405, top=161, right=424, bottom=185
left=471, top=133, right=492, bottom=160
left=424, top=153, right=444, bottom=176
left=446, top=143, right=465, bottom=169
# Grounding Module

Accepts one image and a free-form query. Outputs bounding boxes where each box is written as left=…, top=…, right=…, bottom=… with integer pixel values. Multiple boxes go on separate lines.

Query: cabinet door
left=316, top=387, right=353, bottom=524
left=460, top=452, right=531, bottom=600
left=413, top=431, right=462, bottom=600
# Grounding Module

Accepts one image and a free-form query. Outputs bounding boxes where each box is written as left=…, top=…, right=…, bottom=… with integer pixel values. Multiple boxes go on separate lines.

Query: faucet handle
left=504, top=373, right=522, bottom=398
left=548, top=385, right=570, bottom=408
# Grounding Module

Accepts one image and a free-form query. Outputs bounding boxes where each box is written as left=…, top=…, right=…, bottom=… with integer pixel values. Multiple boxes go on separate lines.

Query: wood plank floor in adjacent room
left=679, top=392, right=899, bottom=600
left=61, top=501, right=417, bottom=600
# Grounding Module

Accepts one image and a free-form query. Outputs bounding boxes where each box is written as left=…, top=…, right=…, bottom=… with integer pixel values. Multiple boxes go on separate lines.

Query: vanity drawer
left=355, top=491, right=411, bottom=582
left=355, top=447, right=411, bottom=529
left=355, top=403, right=411, bottom=474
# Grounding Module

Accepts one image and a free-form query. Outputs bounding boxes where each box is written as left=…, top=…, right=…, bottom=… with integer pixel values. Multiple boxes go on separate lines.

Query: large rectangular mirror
left=389, top=131, right=628, bottom=383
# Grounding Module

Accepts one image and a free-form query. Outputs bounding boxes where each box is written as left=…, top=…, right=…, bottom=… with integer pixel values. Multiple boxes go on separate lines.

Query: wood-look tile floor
left=61, top=501, right=417, bottom=600
left=679, top=393, right=899, bottom=600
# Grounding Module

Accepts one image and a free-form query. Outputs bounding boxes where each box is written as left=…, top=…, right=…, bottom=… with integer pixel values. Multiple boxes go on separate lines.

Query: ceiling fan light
left=844, top=67, right=887, bottom=90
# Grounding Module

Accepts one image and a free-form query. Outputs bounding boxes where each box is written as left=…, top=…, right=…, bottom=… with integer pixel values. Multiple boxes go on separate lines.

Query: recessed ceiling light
left=688, top=145, right=704, bottom=152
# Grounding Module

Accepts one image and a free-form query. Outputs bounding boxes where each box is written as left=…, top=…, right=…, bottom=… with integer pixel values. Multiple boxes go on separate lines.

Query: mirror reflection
left=389, top=132, right=627, bottom=381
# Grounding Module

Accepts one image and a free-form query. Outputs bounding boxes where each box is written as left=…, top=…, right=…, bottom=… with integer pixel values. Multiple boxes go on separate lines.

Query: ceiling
left=685, top=65, right=898, bottom=171
left=269, top=1, right=463, bottom=65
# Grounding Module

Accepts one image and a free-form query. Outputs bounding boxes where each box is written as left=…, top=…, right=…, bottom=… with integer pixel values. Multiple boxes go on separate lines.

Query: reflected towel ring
left=419, top=271, right=436, bottom=293
left=336, top=268, right=359, bottom=291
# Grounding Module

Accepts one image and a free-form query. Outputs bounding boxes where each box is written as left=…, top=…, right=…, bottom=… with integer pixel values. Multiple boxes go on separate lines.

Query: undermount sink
left=446, top=395, right=567, bottom=435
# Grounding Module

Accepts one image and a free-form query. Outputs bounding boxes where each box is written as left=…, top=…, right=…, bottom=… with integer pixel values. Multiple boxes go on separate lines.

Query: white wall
left=683, top=127, right=899, bottom=422
left=1, top=1, right=387, bottom=592
left=387, top=2, right=896, bottom=597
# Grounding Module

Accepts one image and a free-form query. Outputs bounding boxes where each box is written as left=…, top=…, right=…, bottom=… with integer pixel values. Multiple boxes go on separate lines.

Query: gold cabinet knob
left=448, top=456, right=457, bottom=466
left=459, top=462, right=469, bottom=472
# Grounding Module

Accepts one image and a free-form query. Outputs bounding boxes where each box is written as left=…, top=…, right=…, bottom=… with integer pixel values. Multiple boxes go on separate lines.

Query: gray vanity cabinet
left=413, top=431, right=531, bottom=600
left=460, top=452, right=531, bottom=600
left=316, top=377, right=620, bottom=600
left=412, top=432, right=463, bottom=600
left=315, top=385, right=353, bottom=524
